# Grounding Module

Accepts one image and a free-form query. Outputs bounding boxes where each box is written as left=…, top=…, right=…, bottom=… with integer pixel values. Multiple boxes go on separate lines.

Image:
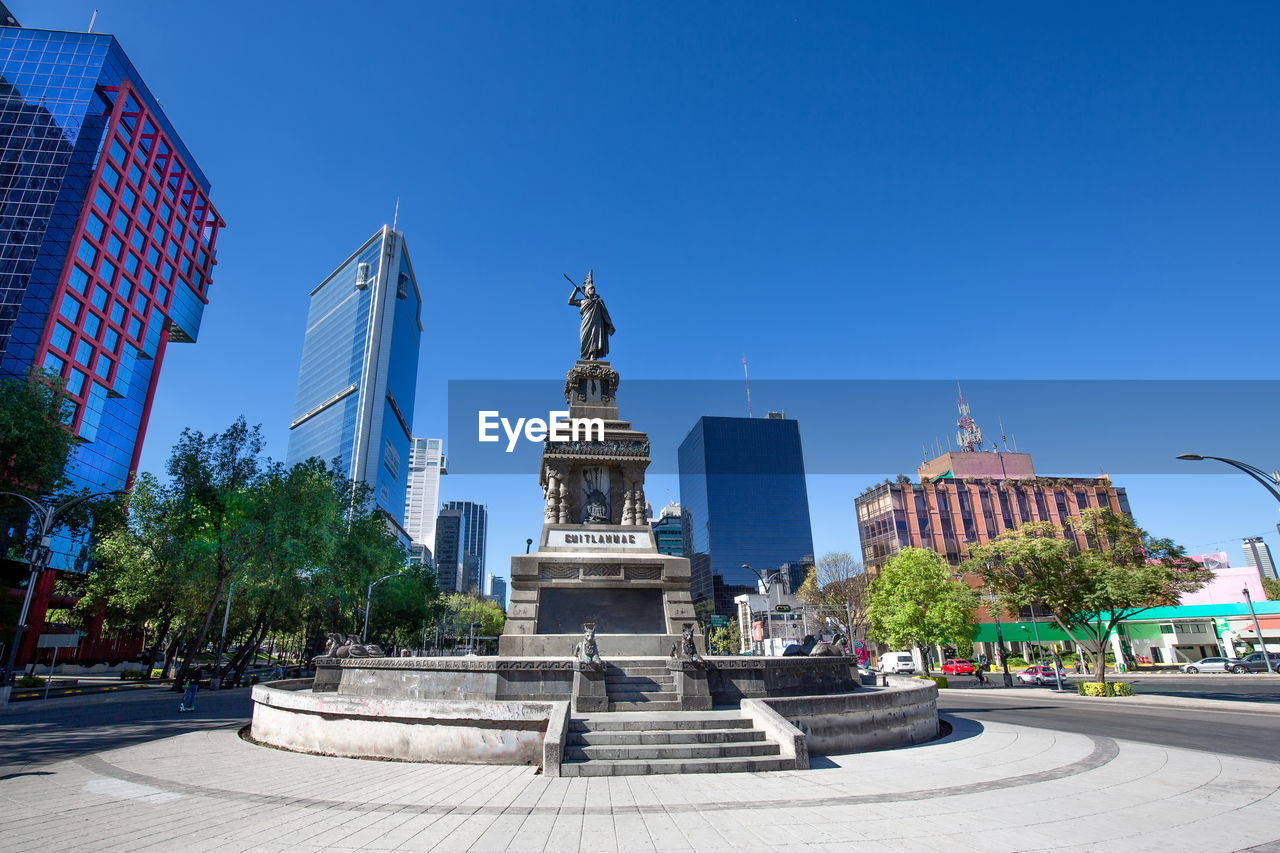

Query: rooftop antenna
left=391, top=197, right=399, bottom=231
left=742, top=353, right=753, bottom=418
left=955, top=383, right=984, bottom=453
left=87, top=9, right=98, bottom=32
left=997, top=417, right=1009, bottom=452
left=1010, top=434, right=1019, bottom=452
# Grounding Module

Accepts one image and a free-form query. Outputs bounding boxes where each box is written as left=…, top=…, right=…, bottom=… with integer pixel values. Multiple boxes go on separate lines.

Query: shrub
left=913, top=675, right=949, bottom=689
left=16, top=675, right=44, bottom=687
left=1077, top=681, right=1133, bottom=697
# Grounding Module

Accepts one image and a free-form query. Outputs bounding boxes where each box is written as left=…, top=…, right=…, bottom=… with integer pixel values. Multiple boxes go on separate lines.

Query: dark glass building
left=678, top=415, right=815, bottom=616
left=433, top=507, right=463, bottom=593
left=444, top=500, right=487, bottom=594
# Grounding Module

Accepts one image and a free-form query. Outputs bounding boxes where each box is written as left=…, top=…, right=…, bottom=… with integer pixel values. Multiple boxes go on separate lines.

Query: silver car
left=1180, top=657, right=1236, bottom=674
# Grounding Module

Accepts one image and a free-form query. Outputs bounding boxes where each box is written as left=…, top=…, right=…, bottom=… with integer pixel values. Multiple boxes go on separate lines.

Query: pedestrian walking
left=178, top=670, right=199, bottom=712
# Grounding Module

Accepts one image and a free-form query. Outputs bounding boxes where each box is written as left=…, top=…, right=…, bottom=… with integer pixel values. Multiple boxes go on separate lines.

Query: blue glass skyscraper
left=678, top=415, right=816, bottom=616
left=286, top=226, right=421, bottom=535
left=0, top=24, right=223, bottom=571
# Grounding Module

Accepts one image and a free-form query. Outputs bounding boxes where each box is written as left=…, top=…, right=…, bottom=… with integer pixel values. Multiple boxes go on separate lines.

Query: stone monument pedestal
left=498, top=524, right=700, bottom=657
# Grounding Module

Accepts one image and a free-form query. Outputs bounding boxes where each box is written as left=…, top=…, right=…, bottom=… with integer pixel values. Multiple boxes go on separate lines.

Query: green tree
left=707, top=617, right=740, bottom=654
left=1262, top=577, right=1280, bottom=602
left=0, top=371, right=78, bottom=498
left=367, top=567, right=439, bottom=651
left=87, top=473, right=195, bottom=679
left=967, top=508, right=1210, bottom=683
left=438, top=593, right=506, bottom=645
left=165, top=417, right=263, bottom=686
left=866, top=547, right=980, bottom=675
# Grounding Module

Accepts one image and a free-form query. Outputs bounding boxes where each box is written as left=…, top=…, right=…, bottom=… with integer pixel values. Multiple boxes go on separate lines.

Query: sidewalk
left=1, top=710, right=1276, bottom=851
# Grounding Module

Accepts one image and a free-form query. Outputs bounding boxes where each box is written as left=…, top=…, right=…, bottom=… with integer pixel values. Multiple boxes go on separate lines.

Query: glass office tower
left=443, top=500, right=487, bottom=594
left=0, top=26, right=224, bottom=572
left=678, top=415, right=816, bottom=616
left=286, top=226, right=421, bottom=533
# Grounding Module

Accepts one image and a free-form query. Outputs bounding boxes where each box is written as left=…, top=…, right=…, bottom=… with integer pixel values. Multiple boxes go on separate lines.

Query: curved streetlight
left=1177, top=454, right=1278, bottom=674
left=362, top=571, right=413, bottom=644
left=1, top=489, right=124, bottom=687
left=1175, top=454, right=1280, bottom=503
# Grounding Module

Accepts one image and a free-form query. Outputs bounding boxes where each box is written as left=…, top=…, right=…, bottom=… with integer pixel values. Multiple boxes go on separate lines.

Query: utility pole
left=1242, top=586, right=1276, bottom=674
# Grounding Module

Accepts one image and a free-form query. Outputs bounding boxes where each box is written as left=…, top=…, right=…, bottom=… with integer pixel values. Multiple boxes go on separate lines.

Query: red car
left=941, top=658, right=975, bottom=674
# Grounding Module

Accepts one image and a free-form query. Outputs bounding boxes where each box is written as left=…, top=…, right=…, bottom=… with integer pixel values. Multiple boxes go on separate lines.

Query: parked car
left=1181, top=657, right=1238, bottom=674
left=1017, top=665, right=1069, bottom=685
left=879, top=652, right=916, bottom=674
left=941, top=658, right=975, bottom=674
left=1232, top=651, right=1280, bottom=673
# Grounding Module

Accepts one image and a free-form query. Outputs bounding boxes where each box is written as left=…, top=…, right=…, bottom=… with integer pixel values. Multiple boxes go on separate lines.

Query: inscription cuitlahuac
left=564, top=532, right=637, bottom=545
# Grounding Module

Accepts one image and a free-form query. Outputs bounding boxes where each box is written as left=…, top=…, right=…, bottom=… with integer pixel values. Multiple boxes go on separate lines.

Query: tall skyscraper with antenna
left=286, top=225, right=422, bottom=537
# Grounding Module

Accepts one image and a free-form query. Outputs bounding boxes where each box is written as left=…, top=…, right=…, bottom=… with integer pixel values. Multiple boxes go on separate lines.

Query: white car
left=1180, top=657, right=1237, bottom=674
left=878, top=652, right=915, bottom=674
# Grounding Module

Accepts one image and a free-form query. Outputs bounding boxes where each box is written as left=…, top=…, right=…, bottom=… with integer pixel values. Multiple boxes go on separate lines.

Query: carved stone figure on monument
left=581, top=466, right=610, bottom=523
left=671, top=623, right=705, bottom=664
left=574, top=623, right=604, bottom=668
left=346, top=635, right=369, bottom=658
left=325, top=632, right=351, bottom=659
left=565, top=269, right=614, bottom=360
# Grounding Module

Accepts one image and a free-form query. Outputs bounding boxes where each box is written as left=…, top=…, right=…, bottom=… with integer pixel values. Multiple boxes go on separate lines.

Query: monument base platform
left=498, top=632, right=686, bottom=657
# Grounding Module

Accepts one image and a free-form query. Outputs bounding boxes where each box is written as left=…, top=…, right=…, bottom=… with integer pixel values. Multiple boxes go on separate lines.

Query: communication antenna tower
left=955, top=384, right=984, bottom=453
left=742, top=353, right=753, bottom=418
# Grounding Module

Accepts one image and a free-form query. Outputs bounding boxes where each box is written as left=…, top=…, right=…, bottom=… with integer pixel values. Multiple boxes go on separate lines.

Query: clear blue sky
left=22, top=1, right=1280, bottom=581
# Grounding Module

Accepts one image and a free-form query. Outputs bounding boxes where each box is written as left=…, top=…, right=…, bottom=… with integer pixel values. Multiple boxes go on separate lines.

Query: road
left=938, top=689, right=1280, bottom=763
left=0, top=687, right=252, bottom=774
left=943, top=672, right=1280, bottom=702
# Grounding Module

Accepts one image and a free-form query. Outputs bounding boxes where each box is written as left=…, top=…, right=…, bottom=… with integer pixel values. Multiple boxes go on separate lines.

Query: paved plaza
left=1, top=695, right=1278, bottom=852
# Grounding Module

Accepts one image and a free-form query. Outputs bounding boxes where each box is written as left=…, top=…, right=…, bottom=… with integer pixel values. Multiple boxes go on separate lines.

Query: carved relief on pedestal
left=564, top=361, right=620, bottom=404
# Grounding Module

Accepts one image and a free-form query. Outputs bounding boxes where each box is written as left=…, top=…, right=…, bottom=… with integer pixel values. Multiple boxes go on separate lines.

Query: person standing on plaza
left=179, top=669, right=199, bottom=712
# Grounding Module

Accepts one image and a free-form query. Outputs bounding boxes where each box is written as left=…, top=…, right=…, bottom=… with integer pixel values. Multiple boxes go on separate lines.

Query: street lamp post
left=1, top=490, right=121, bottom=688
left=1241, top=586, right=1276, bottom=674
left=362, top=572, right=408, bottom=644
left=211, top=579, right=235, bottom=690
left=1175, top=454, right=1280, bottom=503
left=1177, top=453, right=1278, bottom=675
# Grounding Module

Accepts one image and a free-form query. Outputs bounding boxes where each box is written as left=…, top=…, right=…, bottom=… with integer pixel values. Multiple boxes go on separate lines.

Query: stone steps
left=568, top=728, right=765, bottom=746
left=562, top=712, right=795, bottom=777
left=608, top=699, right=683, bottom=712
left=604, top=674, right=674, bottom=687
left=569, top=716, right=753, bottom=732
left=560, top=754, right=796, bottom=777
left=566, top=741, right=781, bottom=761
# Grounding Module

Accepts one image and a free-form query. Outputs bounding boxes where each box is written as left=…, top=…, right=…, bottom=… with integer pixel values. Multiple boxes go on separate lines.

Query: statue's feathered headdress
left=584, top=268, right=594, bottom=288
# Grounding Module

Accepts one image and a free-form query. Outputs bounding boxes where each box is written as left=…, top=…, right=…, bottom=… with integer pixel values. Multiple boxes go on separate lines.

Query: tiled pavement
left=1, top=712, right=1278, bottom=852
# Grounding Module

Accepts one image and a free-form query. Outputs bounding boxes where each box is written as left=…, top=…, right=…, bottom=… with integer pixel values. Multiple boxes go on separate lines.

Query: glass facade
left=286, top=227, right=421, bottom=532
left=678, top=416, right=815, bottom=616
left=443, top=500, right=487, bottom=595
left=0, top=28, right=223, bottom=572
left=433, top=507, right=462, bottom=593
